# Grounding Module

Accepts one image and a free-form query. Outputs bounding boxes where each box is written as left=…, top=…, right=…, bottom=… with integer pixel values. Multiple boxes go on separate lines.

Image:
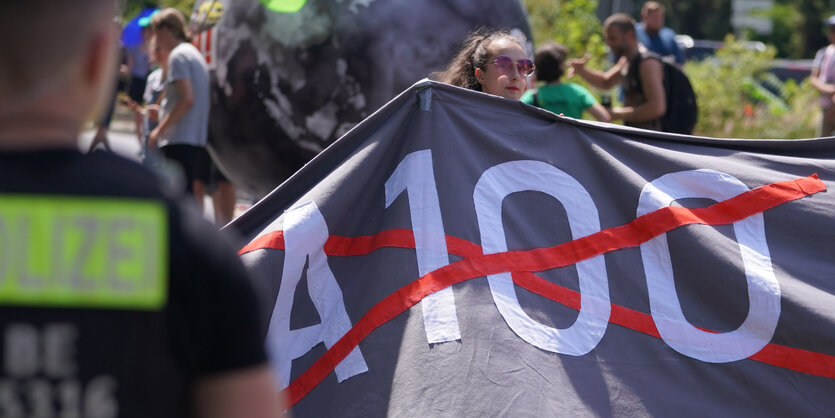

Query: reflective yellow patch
left=259, top=0, right=308, bottom=13
left=0, top=196, right=168, bottom=310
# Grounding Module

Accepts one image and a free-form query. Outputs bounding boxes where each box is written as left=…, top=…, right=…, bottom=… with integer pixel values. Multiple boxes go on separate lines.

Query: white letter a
left=266, top=201, right=368, bottom=389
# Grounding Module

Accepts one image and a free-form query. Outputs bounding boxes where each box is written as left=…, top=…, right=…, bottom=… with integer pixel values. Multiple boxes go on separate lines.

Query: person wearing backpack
left=570, top=13, right=666, bottom=131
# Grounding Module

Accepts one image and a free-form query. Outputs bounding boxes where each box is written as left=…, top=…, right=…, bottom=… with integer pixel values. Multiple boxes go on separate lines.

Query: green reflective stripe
left=0, top=196, right=168, bottom=310
left=259, top=0, right=307, bottom=13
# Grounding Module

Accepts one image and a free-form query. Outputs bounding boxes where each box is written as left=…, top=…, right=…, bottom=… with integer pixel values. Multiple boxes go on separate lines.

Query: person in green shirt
left=521, top=42, right=611, bottom=122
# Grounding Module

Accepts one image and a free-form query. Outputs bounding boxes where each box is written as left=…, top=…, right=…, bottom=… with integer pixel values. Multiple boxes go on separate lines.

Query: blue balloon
left=121, top=8, right=158, bottom=47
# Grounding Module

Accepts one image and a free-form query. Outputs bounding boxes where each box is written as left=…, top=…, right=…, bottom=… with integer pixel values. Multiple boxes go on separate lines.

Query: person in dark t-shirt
left=0, top=2, right=281, bottom=417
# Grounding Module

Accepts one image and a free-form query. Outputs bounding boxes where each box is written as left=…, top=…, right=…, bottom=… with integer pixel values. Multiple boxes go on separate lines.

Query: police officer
left=0, top=1, right=281, bottom=417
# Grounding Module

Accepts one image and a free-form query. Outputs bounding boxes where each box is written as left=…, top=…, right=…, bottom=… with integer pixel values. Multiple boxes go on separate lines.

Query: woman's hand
left=146, top=104, right=160, bottom=123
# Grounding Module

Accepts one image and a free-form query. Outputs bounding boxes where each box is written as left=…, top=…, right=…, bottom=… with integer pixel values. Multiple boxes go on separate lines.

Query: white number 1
left=386, top=150, right=461, bottom=344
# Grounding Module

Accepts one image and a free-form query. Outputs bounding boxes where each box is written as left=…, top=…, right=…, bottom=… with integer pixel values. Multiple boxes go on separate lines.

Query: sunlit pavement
left=78, top=105, right=254, bottom=225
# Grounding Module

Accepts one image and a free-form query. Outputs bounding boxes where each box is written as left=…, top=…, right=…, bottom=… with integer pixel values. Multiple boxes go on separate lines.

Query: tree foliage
left=121, top=0, right=194, bottom=23
left=523, top=0, right=607, bottom=72
left=122, top=0, right=820, bottom=139
left=557, top=1, right=606, bottom=57
left=523, top=0, right=608, bottom=102
left=666, top=0, right=733, bottom=41
left=725, top=0, right=830, bottom=59
left=665, top=0, right=830, bottom=59
left=524, top=0, right=819, bottom=138
left=685, top=35, right=817, bottom=138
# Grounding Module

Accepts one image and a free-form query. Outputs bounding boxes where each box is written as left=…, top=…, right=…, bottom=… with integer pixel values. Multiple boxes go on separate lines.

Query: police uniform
left=0, top=149, right=267, bottom=417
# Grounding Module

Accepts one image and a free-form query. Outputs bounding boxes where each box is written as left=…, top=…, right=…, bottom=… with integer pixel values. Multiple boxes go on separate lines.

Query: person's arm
left=569, top=55, right=626, bottom=91
left=577, top=84, right=611, bottom=122
left=587, top=102, right=612, bottom=122
left=147, top=72, right=166, bottom=123
left=149, top=77, right=193, bottom=147
left=192, top=365, right=283, bottom=418
left=810, top=67, right=835, bottom=96
left=122, top=95, right=144, bottom=115
left=610, top=58, right=666, bottom=122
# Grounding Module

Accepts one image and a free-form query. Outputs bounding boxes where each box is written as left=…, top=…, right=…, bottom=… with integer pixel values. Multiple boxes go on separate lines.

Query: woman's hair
left=533, top=42, right=569, bottom=83
left=431, top=27, right=525, bottom=92
left=151, top=8, right=192, bottom=43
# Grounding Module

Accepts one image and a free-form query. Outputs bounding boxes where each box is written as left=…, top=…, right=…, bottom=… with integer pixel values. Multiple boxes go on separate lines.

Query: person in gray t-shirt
left=149, top=8, right=210, bottom=203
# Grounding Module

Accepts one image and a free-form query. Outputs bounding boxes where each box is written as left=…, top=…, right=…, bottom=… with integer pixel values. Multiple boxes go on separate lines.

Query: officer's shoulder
left=82, top=151, right=172, bottom=200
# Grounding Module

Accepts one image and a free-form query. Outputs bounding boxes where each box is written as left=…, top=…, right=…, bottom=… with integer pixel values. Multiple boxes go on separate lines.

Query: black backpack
left=631, top=52, right=698, bottom=134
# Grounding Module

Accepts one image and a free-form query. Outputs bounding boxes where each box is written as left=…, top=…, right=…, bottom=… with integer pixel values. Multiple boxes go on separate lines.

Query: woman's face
left=476, top=39, right=530, bottom=100
left=151, top=40, right=170, bottom=68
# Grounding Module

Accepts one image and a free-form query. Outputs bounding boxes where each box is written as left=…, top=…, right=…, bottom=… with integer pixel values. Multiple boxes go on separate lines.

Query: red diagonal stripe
left=511, top=271, right=661, bottom=338
left=239, top=229, right=417, bottom=256
left=240, top=175, right=829, bottom=407
left=324, top=229, right=415, bottom=256
left=240, top=230, right=284, bottom=254
left=751, top=343, right=835, bottom=377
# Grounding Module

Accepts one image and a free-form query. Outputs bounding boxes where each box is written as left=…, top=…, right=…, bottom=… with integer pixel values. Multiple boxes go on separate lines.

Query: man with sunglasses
left=570, top=13, right=666, bottom=131
left=0, top=1, right=280, bottom=416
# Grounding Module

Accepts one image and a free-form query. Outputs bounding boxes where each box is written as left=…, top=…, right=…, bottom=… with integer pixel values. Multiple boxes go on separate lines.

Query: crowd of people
left=75, top=0, right=835, bottom=211
left=107, top=1, right=697, bottom=209
left=93, top=8, right=237, bottom=227
left=106, top=0, right=835, bottom=219
left=432, top=1, right=694, bottom=134
left=3, top=0, right=835, bottom=415
left=434, top=1, right=835, bottom=139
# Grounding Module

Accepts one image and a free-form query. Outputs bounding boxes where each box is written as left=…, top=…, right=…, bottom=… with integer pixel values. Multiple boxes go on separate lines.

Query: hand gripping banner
left=230, top=80, right=835, bottom=416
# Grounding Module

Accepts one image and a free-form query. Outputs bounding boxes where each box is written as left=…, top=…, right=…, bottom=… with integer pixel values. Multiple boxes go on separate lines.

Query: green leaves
left=524, top=0, right=819, bottom=139
left=523, top=0, right=608, bottom=103
left=525, top=0, right=606, bottom=64
left=684, top=35, right=817, bottom=138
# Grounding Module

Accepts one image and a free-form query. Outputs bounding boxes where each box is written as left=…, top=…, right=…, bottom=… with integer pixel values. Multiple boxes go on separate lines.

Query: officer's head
left=0, top=0, right=118, bottom=123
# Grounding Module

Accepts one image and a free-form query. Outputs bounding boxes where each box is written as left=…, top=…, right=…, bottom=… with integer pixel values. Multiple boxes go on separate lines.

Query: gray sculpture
left=192, top=0, right=532, bottom=197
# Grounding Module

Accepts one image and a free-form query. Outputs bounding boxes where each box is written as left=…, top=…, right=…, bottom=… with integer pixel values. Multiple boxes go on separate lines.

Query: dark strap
left=625, top=51, right=663, bottom=104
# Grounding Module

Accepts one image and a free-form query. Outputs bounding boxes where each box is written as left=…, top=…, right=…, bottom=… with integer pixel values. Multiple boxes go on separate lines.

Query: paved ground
left=78, top=105, right=142, bottom=158
left=78, top=103, right=253, bottom=225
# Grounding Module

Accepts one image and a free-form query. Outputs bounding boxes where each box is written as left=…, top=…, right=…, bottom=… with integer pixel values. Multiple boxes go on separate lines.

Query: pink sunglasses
left=488, top=55, right=535, bottom=76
